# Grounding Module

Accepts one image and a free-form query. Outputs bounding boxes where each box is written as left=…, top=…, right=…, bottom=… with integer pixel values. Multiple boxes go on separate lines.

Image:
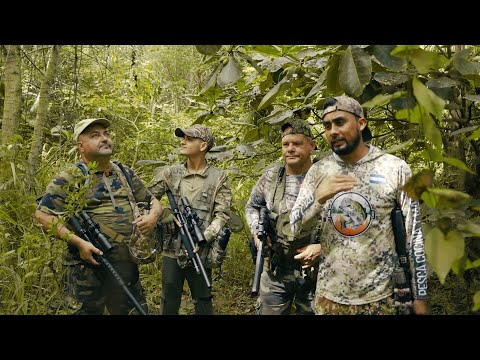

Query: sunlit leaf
left=338, top=46, right=372, bottom=97
left=262, top=109, right=294, bottom=124
left=217, top=56, right=243, bottom=87
left=442, top=156, right=475, bottom=174
left=401, top=169, right=434, bottom=201
left=396, top=104, right=422, bottom=124
left=383, top=139, right=413, bottom=154
left=257, top=78, right=289, bottom=111
left=413, top=77, right=445, bottom=120
left=422, top=114, right=443, bottom=149
left=195, top=45, right=222, bottom=55
left=423, top=187, right=471, bottom=209
left=425, top=227, right=464, bottom=284
left=362, top=91, right=405, bottom=108
left=305, top=71, right=327, bottom=99
left=466, top=127, right=480, bottom=140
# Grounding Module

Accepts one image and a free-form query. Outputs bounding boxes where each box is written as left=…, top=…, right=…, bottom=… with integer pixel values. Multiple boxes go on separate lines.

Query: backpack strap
left=267, top=163, right=286, bottom=215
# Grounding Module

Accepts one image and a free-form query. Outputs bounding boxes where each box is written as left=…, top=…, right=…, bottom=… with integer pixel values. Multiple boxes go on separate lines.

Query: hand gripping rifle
left=67, top=211, right=147, bottom=315
left=391, top=203, right=414, bottom=315
left=166, top=189, right=212, bottom=288
left=251, top=206, right=269, bottom=296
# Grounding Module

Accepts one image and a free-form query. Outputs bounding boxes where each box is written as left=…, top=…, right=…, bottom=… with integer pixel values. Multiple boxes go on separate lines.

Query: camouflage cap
left=321, top=96, right=372, bottom=142
left=175, top=124, right=215, bottom=151
left=73, top=118, right=110, bottom=143
left=281, top=119, right=313, bottom=138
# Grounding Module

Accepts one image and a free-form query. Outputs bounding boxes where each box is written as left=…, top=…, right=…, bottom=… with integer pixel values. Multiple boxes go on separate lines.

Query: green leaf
left=396, top=104, right=422, bottom=124
left=465, top=94, right=480, bottom=102
left=243, top=127, right=263, bottom=142
left=262, top=109, right=294, bottom=124
left=371, top=45, right=406, bottom=71
left=451, top=125, right=479, bottom=136
left=383, top=139, right=413, bottom=154
left=252, top=158, right=266, bottom=175
left=453, top=49, right=480, bottom=75
left=392, top=46, right=448, bottom=74
left=422, top=114, right=443, bottom=149
left=425, top=227, right=464, bottom=284
left=201, top=63, right=222, bottom=93
left=442, top=156, right=475, bottom=174
left=257, top=78, right=289, bottom=111
left=413, top=77, right=445, bottom=119
left=466, top=127, right=480, bottom=140
left=338, top=46, right=372, bottom=97
left=305, top=71, right=327, bottom=99
left=195, top=45, right=222, bottom=55
left=326, top=54, right=342, bottom=94
left=473, top=291, right=480, bottom=312
left=251, top=45, right=282, bottom=56
left=458, top=221, right=480, bottom=237
left=424, top=187, right=471, bottom=209
left=373, top=72, right=409, bottom=86
left=426, top=76, right=459, bottom=89
left=362, top=91, right=406, bottom=109
left=217, top=56, right=243, bottom=87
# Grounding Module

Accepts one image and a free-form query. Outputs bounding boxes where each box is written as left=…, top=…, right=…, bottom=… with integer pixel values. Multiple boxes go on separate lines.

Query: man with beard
left=290, top=96, right=428, bottom=315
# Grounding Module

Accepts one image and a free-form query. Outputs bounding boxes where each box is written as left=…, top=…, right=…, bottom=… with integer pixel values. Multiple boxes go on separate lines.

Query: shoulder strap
left=114, top=161, right=134, bottom=193
left=268, top=163, right=286, bottom=215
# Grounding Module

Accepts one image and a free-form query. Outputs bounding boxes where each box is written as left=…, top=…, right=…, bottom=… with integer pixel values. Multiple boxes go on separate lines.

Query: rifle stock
left=67, top=214, right=147, bottom=315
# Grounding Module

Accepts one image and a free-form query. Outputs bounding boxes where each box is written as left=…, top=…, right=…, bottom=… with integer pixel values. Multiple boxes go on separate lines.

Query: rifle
left=391, top=203, right=414, bottom=315
left=166, top=189, right=212, bottom=288
left=251, top=206, right=269, bottom=296
left=181, top=196, right=207, bottom=247
left=67, top=211, right=147, bottom=315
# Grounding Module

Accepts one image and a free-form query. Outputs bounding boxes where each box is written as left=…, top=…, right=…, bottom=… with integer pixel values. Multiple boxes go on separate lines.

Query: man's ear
left=77, top=141, right=84, bottom=153
left=200, top=141, right=208, bottom=153
left=359, top=117, right=367, bottom=131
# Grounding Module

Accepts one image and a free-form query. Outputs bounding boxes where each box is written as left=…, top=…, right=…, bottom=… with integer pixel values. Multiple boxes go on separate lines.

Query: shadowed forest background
left=1, top=45, right=480, bottom=314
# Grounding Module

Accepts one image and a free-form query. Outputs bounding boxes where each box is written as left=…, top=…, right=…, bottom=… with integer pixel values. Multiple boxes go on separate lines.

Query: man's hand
left=315, top=174, right=359, bottom=204
left=413, top=299, right=428, bottom=315
left=253, top=233, right=272, bottom=250
left=160, top=212, right=177, bottom=235
left=76, top=238, right=103, bottom=265
left=294, top=243, right=321, bottom=268
left=132, top=212, right=159, bottom=236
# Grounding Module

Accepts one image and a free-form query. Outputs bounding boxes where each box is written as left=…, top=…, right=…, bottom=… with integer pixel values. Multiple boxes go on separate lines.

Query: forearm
left=34, top=209, right=83, bottom=246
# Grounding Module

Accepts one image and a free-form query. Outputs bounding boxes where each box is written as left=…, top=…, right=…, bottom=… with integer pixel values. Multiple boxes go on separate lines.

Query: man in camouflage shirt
left=35, top=118, right=163, bottom=315
left=246, top=119, right=320, bottom=315
left=148, top=124, right=232, bottom=315
left=290, top=96, right=428, bottom=315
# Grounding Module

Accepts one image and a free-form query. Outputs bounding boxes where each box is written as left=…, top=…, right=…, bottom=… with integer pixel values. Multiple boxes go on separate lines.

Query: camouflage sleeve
left=399, top=163, right=428, bottom=300
left=203, top=172, right=232, bottom=242
left=36, top=167, right=82, bottom=216
left=126, top=167, right=152, bottom=203
left=147, top=167, right=169, bottom=201
left=290, top=164, right=325, bottom=237
left=245, top=169, right=273, bottom=237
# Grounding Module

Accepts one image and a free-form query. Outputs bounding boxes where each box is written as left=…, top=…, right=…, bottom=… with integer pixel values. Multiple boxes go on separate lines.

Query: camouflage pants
left=160, top=256, right=213, bottom=315
left=62, top=244, right=148, bottom=315
left=314, top=295, right=396, bottom=315
left=256, top=267, right=315, bottom=315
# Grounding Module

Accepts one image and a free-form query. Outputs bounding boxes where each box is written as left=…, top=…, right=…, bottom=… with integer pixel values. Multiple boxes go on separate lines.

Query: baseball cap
left=321, top=96, right=372, bottom=142
left=281, top=119, right=313, bottom=138
left=175, top=124, right=215, bottom=151
left=73, top=118, right=110, bottom=142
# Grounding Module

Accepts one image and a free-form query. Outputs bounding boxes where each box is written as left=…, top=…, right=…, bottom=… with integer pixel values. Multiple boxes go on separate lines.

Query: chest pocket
left=194, top=185, right=215, bottom=212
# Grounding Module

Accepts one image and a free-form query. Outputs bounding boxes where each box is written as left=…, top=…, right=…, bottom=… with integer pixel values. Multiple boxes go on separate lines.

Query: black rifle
left=67, top=211, right=147, bottom=315
left=251, top=206, right=269, bottom=296
left=166, top=189, right=212, bottom=288
left=391, top=203, right=414, bottom=315
left=181, top=196, right=207, bottom=247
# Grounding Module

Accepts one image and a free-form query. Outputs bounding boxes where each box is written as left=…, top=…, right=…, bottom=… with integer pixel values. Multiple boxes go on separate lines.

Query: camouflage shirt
left=290, top=145, right=428, bottom=305
left=148, top=162, right=232, bottom=259
left=37, top=161, right=151, bottom=237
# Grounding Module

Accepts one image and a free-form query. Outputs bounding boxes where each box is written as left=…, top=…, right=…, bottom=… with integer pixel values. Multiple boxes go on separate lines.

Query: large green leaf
left=425, top=227, right=464, bottom=284
left=442, top=156, right=475, bottom=174
left=458, top=221, right=480, bottom=236
left=326, top=55, right=342, bottom=94
left=373, top=72, right=409, bottom=86
left=383, top=139, right=413, bottom=154
left=257, top=78, right=289, bottom=111
left=251, top=45, right=282, bottom=56
left=201, top=63, right=223, bottom=93
left=217, top=56, right=243, bottom=87
left=453, top=49, right=480, bottom=75
left=362, top=91, right=405, bottom=109
left=392, top=46, right=448, bottom=74
left=370, top=45, right=406, bottom=71
left=195, top=45, right=222, bottom=55
left=396, top=104, right=422, bottom=124
left=422, top=114, right=443, bottom=150
left=466, top=127, right=480, bottom=140
left=263, top=109, right=294, bottom=124
left=422, top=187, right=471, bottom=209
left=338, top=46, right=372, bottom=97
left=305, top=71, right=327, bottom=99
left=413, top=77, right=445, bottom=120
left=426, top=76, right=459, bottom=89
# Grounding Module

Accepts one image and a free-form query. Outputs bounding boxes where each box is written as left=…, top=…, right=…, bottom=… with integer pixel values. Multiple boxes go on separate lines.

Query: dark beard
left=331, top=129, right=361, bottom=156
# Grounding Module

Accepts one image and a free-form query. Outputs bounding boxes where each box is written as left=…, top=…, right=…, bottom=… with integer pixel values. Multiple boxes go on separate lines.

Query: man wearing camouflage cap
left=246, top=119, right=320, bottom=315
left=290, top=95, right=428, bottom=315
left=148, top=124, right=232, bottom=315
left=35, top=118, right=164, bottom=314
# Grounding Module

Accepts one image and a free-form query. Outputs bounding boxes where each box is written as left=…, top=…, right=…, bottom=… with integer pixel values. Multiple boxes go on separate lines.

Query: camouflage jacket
left=290, top=145, right=428, bottom=305
left=37, top=160, right=152, bottom=238
left=148, top=162, right=232, bottom=259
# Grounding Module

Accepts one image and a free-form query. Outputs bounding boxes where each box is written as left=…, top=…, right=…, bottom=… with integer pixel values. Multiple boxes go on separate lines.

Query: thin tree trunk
left=27, top=45, right=61, bottom=186
left=2, top=45, right=22, bottom=145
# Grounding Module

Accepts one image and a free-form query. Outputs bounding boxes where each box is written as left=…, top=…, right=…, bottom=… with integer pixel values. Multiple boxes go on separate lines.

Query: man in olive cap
left=148, top=124, right=232, bottom=315
left=291, top=95, right=428, bottom=315
left=246, top=118, right=320, bottom=315
left=35, top=118, right=163, bottom=315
